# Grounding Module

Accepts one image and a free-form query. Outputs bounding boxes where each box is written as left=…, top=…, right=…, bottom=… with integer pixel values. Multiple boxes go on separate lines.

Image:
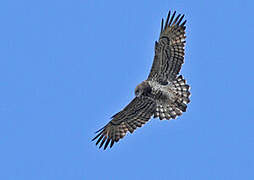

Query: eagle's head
left=135, top=81, right=151, bottom=97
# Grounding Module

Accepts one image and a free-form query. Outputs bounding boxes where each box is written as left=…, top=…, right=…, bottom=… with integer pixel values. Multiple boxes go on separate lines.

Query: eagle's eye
left=135, top=89, right=139, bottom=96
left=135, top=89, right=141, bottom=97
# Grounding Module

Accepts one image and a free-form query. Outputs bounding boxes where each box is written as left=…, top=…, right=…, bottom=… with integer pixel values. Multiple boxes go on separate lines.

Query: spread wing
left=92, top=96, right=156, bottom=150
left=148, top=11, right=186, bottom=82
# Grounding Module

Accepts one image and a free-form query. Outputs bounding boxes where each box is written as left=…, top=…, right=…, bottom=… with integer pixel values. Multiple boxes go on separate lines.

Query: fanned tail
left=154, top=75, right=191, bottom=120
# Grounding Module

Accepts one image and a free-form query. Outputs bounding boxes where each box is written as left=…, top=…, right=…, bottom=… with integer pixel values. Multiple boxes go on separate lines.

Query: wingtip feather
left=104, top=138, right=111, bottom=150
left=172, top=14, right=181, bottom=25
left=92, top=131, right=102, bottom=141
left=168, top=11, right=176, bottom=25
left=160, top=18, right=164, bottom=34
left=177, top=14, right=185, bottom=26
left=99, top=136, right=107, bottom=148
left=165, top=11, right=171, bottom=29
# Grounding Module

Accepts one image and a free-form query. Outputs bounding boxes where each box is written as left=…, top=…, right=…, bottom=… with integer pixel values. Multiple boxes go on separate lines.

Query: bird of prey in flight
left=92, top=11, right=191, bottom=150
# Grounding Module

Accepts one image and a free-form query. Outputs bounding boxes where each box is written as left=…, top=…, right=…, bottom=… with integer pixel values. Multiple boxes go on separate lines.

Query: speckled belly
left=148, top=81, right=176, bottom=103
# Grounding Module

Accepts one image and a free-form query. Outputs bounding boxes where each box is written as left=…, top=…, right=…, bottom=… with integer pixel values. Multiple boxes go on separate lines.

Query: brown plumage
left=92, top=11, right=191, bottom=150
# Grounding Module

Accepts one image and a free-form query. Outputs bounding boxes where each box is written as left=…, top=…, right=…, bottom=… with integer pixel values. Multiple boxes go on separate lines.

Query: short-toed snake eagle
left=92, top=11, right=191, bottom=150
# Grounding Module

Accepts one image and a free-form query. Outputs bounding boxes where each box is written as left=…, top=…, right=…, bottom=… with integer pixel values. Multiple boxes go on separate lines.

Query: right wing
left=92, top=96, right=156, bottom=150
left=148, top=11, right=186, bottom=82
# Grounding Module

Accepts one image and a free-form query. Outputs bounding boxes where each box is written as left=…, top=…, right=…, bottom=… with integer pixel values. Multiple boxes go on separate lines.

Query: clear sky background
left=0, top=0, right=254, bottom=179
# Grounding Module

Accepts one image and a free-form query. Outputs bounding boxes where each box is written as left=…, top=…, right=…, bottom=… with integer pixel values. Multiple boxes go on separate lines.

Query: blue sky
left=0, top=0, right=254, bottom=179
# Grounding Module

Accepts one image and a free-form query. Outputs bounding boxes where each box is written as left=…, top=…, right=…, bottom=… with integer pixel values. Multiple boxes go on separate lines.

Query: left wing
left=148, top=11, right=186, bottom=82
left=92, top=96, right=156, bottom=150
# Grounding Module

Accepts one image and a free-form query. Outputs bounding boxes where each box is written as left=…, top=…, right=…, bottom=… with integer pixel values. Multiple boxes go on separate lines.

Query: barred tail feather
left=153, top=75, right=191, bottom=120
left=173, top=75, right=191, bottom=106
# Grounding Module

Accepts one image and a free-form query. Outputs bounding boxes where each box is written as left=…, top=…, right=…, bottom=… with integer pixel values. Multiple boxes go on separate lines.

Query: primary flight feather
left=92, top=11, right=191, bottom=150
